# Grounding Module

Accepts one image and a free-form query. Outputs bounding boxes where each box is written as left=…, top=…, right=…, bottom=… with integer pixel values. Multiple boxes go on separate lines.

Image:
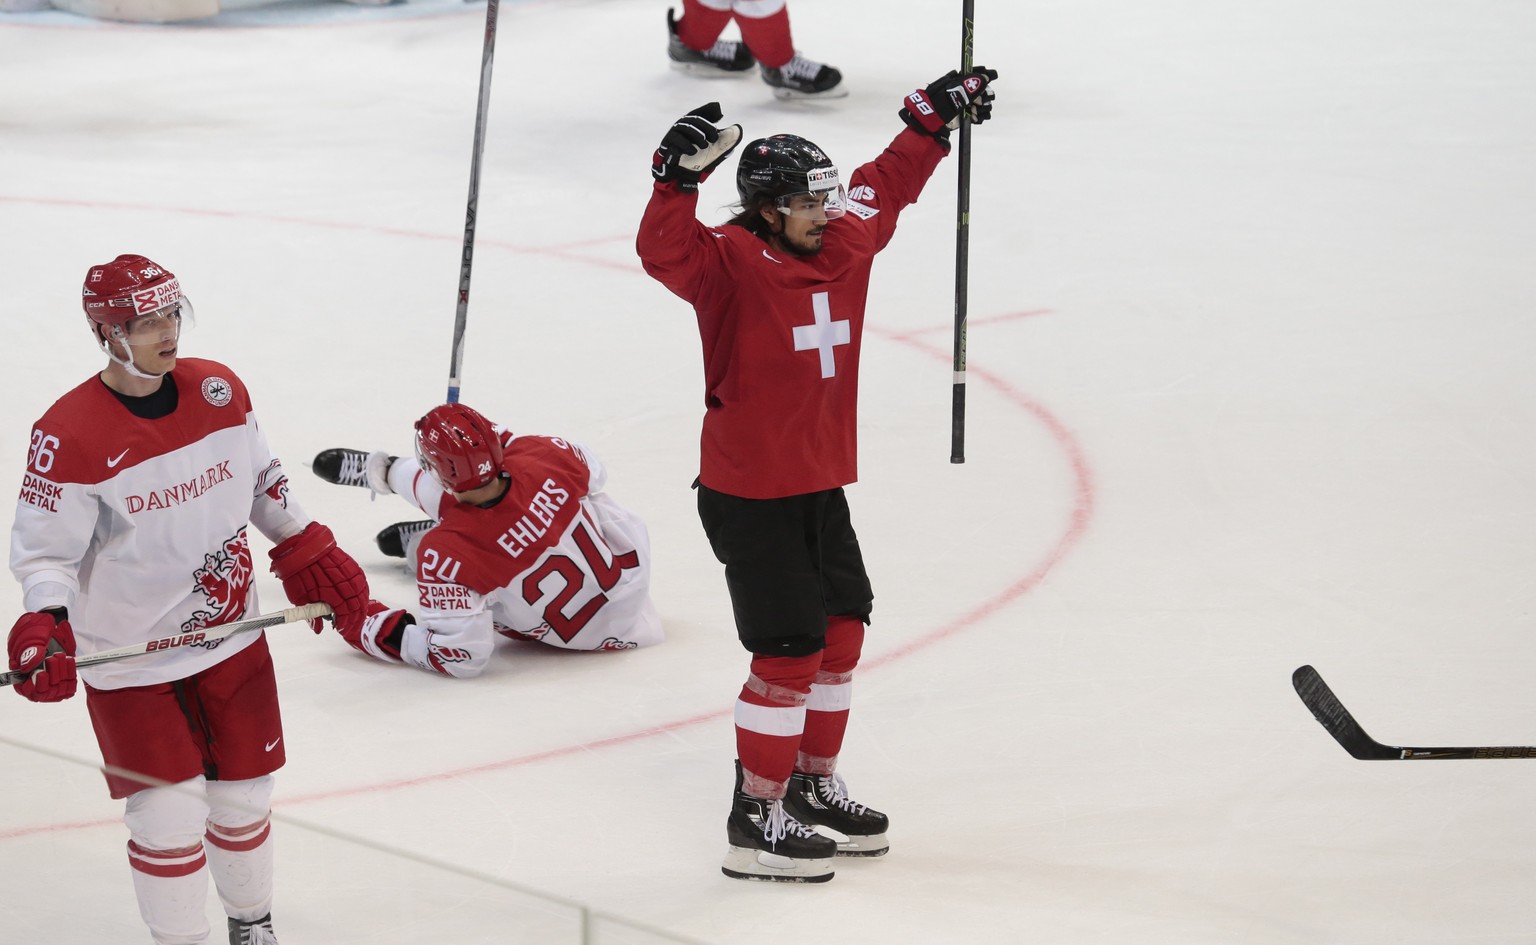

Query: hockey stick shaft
left=0, top=603, right=332, bottom=688
left=1292, top=665, right=1536, bottom=760
left=446, top=0, right=501, bottom=405
left=949, top=0, right=976, bottom=464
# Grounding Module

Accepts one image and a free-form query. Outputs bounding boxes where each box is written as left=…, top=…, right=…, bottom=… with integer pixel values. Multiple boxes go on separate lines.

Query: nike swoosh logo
left=264, top=738, right=282, bottom=752
left=762, top=249, right=782, bottom=264
left=107, top=449, right=130, bottom=468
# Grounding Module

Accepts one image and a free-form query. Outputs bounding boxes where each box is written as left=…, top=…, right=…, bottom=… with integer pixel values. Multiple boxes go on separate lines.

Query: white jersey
left=9, top=359, right=309, bottom=690
left=383, top=434, right=663, bottom=678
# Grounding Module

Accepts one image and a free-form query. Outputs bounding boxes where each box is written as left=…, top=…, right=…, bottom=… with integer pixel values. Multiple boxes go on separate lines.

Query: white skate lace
left=334, top=450, right=370, bottom=487
left=763, top=799, right=819, bottom=843
left=781, top=55, right=823, bottom=81
left=707, top=39, right=740, bottom=61
left=817, top=774, right=867, bottom=815
left=234, top=920, right=279, bottom=945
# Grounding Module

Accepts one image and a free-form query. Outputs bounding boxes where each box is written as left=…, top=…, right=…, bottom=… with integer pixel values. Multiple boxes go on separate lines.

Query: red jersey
left=637, top=127, right=946, bottom=499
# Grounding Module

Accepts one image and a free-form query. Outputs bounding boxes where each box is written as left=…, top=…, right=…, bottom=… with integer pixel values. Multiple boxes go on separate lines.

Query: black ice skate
left=376, top=520, right=434, bottom=559
left=667, top=8, right=755, bottom=76
left=228, top=913, right=278, bottom=945
left=759, top=54, right=847, bottom=100
left=722, top=762, right=836, bottom=883
left=312, top=448, right=394, bottom=497
left=782, top=771, right=890, bottom=856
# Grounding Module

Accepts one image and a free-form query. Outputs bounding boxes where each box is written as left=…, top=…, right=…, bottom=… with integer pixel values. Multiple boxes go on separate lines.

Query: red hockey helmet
left=414, top=403, right=505, bottom=493
left=81, top=254, right=183, bottom=336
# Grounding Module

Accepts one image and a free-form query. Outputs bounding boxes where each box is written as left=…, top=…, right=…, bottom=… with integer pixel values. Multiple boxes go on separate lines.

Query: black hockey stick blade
left=1292, top=665, right=1399, bottom=759
left=1292, top=665, right=1536, bottom=760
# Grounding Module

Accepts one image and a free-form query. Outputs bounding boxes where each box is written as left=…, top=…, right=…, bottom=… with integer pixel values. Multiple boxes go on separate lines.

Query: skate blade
left=769, top=84, right=851, bottom=102
left=812, top=825, right=889, bottom=857
left=668, top=61, right=755, bottom=78
left=721, top=846, right=834, bottom=883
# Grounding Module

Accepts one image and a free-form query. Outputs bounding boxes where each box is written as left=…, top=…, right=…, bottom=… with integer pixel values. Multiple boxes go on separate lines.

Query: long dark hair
left=725, top=195, right=779, bottom=241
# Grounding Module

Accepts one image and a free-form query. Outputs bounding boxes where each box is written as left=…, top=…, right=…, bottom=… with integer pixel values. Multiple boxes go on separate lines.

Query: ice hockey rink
left=3, top=0, right=1535, bottom=942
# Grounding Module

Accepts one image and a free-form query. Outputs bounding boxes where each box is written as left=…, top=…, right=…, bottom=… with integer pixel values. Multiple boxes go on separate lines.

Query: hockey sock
left=127, top=841, right=211, bottom=945
left=798, top=616, right=864, bottom=773
left=205, top=776, right=276, bottom=922
left=678, top=0, right=734, bottom=51
left=735, top=650, right=818, bottom=797
left=124, top=781, right=213, bottom=945
left=386, top=456, right=444, bottom=518
left=734, top=0, right=793, bottom=69
left=204, top=817, right=274, bottom=922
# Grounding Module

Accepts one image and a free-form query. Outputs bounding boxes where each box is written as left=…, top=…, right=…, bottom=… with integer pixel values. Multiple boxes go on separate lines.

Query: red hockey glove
left=269, top=522, right=369, bottom=637
left=341, top=601, right=412, bottom=663
left=652, top=102, right=743, bottom=193
left=900, top=67, right=999, bottom=140
left=8, top=611, right=77, bottom=703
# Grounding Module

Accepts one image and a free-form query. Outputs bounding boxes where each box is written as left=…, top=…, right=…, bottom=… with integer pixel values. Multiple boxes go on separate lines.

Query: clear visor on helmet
left=775, top=166, right=847, bottom=220
left=113, top=299, right=192, bottom=346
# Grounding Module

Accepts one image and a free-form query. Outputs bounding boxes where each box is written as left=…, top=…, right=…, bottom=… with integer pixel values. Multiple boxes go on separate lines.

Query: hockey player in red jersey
left=311, top=403, right=662, bottom=677
left=7, top=254, right=370, bottom=945
left=637, top=69, right=998, bottom=881
left=665, top=0, right=846, bottom=100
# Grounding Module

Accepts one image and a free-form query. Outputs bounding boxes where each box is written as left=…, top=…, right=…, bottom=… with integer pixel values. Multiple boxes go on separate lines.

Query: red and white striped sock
left=734, top=650, right=817, bottom=797
left=205, top=816, right=274, bottom=922
left=797, top=616, right=865, bottom=774
left=127, top=840, right=211, bottom=945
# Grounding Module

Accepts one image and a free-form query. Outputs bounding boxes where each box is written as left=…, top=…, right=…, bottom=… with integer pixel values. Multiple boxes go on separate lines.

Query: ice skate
left=228, top=913, right=278, bottom=945
left=376, top=519, right=434, bottom=559
left=722, top=762, right=836, bottom=883
left=782, top=771, right=889, bottom=856
left=760, top=54, right=847, bottom=100
left=667, top=8, right=755, bottom=76
left=312, top=448, right=393, bottom=497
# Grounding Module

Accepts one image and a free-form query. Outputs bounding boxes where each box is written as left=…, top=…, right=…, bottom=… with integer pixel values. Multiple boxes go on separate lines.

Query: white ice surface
left=3, top=1, right=1536, bottom=943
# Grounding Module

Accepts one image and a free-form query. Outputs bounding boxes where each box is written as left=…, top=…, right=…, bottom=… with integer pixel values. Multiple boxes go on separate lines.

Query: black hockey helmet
left=735, top=134, right=842, bottom=206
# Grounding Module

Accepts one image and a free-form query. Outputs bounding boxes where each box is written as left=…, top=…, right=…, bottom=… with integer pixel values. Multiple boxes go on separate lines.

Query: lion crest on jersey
left=182, top=527, right=252, bottom=634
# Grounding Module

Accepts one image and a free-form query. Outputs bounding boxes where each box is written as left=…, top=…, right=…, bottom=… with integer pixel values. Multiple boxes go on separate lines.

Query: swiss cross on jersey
left=791, top=291, right=850, bottom=378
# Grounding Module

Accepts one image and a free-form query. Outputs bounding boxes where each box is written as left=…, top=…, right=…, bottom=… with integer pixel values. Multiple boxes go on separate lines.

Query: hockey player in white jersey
left=7, top=254, right=371, bottom=945
left=312, top=402, right=662, bottom=677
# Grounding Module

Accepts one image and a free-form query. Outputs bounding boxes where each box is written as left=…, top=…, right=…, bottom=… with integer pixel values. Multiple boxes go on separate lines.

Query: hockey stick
left=0, top=603, right=332, bottom=688
left=1292, top=664, right=1536, bottom=760
left=949, top=0, right=976, bottom=464
left=446, top=0, right=501, bottom=404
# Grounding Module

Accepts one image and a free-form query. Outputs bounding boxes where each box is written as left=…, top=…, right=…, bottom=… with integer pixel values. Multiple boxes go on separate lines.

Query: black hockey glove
left=900, top=67, right=999, bottom=141
left=652, top=102, right=744, bottom=193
